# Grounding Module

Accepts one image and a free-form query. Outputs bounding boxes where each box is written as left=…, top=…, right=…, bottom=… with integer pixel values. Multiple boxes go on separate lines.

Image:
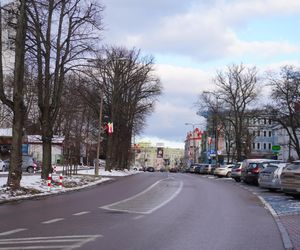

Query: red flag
left=108, top=122, right=113, bottom=134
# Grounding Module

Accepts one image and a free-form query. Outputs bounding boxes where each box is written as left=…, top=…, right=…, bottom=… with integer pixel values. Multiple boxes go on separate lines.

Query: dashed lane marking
left=41, top=218, right=64, bottom=224
left=0, top=228, right=27, bottom=236
left=72, top=211, right=90, bottom=216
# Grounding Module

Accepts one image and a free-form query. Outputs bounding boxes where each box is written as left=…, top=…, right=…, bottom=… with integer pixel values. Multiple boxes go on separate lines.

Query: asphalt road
left=0, top=172, right=285, bottom=250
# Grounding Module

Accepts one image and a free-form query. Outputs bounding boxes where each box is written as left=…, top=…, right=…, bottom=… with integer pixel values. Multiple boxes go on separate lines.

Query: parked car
left=209, top=164, right=218, bottom=175
left=169, top=167, right=178, bottom=173
left=214, top=164, right=234, bottom=177
left=281, top=163, right=300, bottom=198
left=159, top=167, right=167, bottom=172
left=0, top=159, right=7, bottom=172
left=194, top=165, right=202, bottom=174
left=189, top=164, right=199, bottom=173
left=231, top=162, right=243, bottom=182
left=2, top=156, right=40, bottom=173
left=258, top=163, right=287, bottom=191
left=146, top=166, right=155, bottom=172
left=241, top=159, right=283, bottom=185
left=200, top=164, right=212, bottom=174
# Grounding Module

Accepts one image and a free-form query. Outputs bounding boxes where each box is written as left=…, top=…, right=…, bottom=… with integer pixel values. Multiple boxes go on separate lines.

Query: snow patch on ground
left=0, top=167, right=139, bottom=202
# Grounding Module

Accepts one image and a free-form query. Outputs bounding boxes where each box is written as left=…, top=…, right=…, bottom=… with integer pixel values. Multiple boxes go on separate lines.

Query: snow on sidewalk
left=0, top=167, right=139, bottom=203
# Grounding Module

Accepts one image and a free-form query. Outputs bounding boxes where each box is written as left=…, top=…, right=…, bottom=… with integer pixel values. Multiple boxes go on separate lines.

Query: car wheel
left=226, top=172, right=231, bottom=178
left=27, top=167, right=34, bottom=173
left=234, top=178, right=241, bottom=182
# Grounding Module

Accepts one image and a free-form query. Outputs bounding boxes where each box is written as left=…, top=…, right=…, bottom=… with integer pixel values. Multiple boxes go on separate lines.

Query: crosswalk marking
left=0, top=235, right=102, bottom=250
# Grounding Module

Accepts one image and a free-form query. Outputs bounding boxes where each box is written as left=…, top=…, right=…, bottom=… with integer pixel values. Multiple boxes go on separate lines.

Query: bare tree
left=211, top=63, right=259, bottom=161
left=0, top=0, right=27, bottom=189
left=26, top=0, right=103, bottom=179
left=87, top=46, right=162, bottom=170
left=266, top=65, right=300, bottom=159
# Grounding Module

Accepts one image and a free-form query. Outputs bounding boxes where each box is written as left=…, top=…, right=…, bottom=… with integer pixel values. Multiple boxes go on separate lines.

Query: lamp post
left=87, top=59, right=105, bottom=176
left=185, top=123, right=201, bottom=164
left=94, top=89, right=103, bottom=176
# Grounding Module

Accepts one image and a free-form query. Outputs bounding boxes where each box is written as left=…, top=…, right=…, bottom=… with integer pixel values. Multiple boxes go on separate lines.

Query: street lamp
left=185, top=123, right=202, bottom=164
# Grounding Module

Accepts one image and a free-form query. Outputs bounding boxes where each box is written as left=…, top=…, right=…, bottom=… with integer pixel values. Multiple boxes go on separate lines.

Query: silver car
left=214, top=164, right=234, bottom=177
left=258, top=163, right=287, bottom=191
left=231, top=162, right=243, bottom=182
left=281, top=163, right=300, bottom=198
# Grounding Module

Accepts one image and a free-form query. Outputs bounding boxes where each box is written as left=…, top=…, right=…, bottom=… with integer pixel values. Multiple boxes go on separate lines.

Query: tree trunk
left=7, top=109, right=24, bottom=189
left=6, top=0, right=27, bottom=189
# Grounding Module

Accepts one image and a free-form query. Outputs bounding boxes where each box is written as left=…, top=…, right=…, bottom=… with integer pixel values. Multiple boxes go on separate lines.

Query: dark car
left=169, top=167, right=178, bottom=173
left=146, top=166, right=155, bottom=172
left=194, top=164, right=202, bottom=174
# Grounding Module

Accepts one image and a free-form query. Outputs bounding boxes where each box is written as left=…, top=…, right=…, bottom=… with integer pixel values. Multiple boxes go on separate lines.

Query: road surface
left=0, top=172, right=285, bottom=250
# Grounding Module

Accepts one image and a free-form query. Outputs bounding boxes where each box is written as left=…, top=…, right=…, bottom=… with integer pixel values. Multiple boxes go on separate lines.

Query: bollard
left=47, top=174, right=52, bottom=191
left=59, top=174, right=63, bottom=189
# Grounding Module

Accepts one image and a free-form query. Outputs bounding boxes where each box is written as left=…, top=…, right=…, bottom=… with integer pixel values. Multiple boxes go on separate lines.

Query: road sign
left=272, top=145, right=281, bottom=151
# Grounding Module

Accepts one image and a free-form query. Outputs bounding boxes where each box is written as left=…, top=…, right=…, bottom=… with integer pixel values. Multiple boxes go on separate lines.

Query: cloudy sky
left=100, top=0, right=300, bottom=148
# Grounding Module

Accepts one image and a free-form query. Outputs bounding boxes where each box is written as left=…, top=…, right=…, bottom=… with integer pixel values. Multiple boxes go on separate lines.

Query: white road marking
left=0, top=235, right=102, bottom=250
left=133, top=215, right=144, bottom=220
left=41, top=218, right=64, bottom=224
left=73, top=211, right=90, bottom=216
left=101, top=177, right=183, bottom=214
left=0, top=228, right=27, bottom=236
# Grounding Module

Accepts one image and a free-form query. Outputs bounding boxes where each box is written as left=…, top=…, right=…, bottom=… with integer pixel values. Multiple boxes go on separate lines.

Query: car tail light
left=251, top=167, right=260, bottom=173
left=235, top=169, right=241, bottom=172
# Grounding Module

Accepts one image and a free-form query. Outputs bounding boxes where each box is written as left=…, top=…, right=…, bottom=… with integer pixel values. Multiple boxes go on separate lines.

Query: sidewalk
left=280, top=214, right=300, bottom=250
left=255, top=191, right=300, bottom=250
left=0, top=167, right=138, bottom=203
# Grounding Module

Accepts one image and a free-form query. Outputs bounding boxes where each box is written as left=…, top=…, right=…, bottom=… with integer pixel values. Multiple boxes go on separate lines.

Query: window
left=257, top=143, right=260, bottom=150
left=268, top=143, right=272, bottom=150
left=263, top=143, right=266, bottom=150
left=268, top=119, right=272, bottom=125
left=264, top=118, right=267, bottom=124
left=269, top=131, right=272, bottom=137
left=264, top=131, right=267, bottom=137
left=257, top=131, right=260, bottom=137
left=252, top=143, right=255, bottom=149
